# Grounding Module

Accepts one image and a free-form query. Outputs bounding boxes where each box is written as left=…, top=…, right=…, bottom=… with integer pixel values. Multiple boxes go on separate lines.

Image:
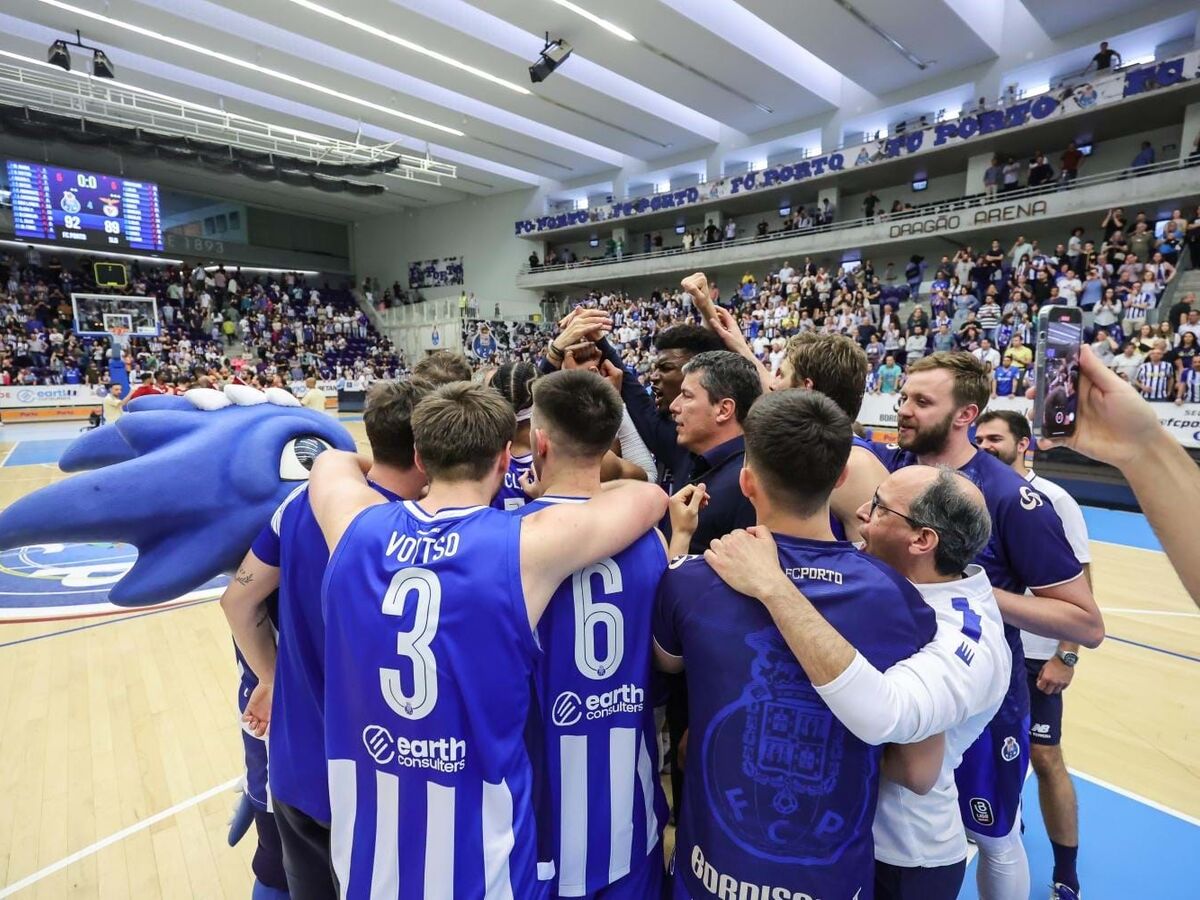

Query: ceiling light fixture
left=47, top=30, right=115, bottom=78
left=529, top=34, right=574, bottom=84
left=280, top=0, right=531, bottom=95
left=31, top=0, right=465, bottom=136
left=547, top=0, right=636, bottom=42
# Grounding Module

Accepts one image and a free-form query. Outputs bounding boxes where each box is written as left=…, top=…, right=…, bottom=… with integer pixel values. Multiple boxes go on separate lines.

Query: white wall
left=353, top=189, right=543, bottom=318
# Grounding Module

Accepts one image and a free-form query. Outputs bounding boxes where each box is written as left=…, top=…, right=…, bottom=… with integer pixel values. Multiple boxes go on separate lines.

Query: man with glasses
left=707, top=465, right=1010, bottom=899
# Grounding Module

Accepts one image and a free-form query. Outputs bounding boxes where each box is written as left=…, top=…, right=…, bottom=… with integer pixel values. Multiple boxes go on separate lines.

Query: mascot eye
left=280, top=437, right=333, bottom=480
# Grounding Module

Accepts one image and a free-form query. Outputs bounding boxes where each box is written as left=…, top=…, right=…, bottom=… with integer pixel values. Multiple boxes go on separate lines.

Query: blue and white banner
left=515, top=49, right=1200, bottom=236
left=409, top=256, right=464, bottom=289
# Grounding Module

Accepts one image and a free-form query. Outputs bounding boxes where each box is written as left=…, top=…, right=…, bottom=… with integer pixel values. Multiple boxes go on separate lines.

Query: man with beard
left=974, top=410, right=1090, bottom=900
left=705, top=464, right=1011, bottom=900
left=871, top=351, right=1104, bottom=900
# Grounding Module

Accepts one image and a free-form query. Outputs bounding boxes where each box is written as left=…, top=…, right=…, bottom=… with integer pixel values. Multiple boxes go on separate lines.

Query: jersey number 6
left=380, top=567, right=442, bottom=719
left=573, top=558, right=624, bottom=680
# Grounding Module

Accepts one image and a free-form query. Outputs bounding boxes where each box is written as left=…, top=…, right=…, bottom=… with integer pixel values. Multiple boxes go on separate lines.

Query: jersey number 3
left=380, top=567, right=442, bottom=720
left=573, top=558, right=624, bottom=680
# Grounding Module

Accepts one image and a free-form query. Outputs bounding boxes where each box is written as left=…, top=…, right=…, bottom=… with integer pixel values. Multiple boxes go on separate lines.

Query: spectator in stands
left=864, top=190, right=880, bottom=219
left=992, top=353, right=1021, bottom=397
left=983, top=155, right=1002, bottom=198
left=1177, top=311, right=1200, bottom=348
left=1090, top=329, right=1119, bottom=366
left=1007, top=332, right=1033, bottom=373
left=905, top=325, right=928, bottom=363
left=1028, top=152, right=1055, bottom=187
left=1136, top=342, right=1173, bottom=400
left=1001, top=156, right=1022, bottom=192
left=1167, top=291, right=1195, bottom=331
left=1089, top=41, right=1122, bottom=72
left=1112, top=341, right=1143, bottom=381
left=1186, top=205, right=1200, bottom=269
left=1060, top=142, right=1084, bottom=183
left=724, top=219, right=737, bottom=242
left=876, top=354, right=903, bottom=393
left=1130, top=141, right=1156, bottom=175
left=973, top=337, right=1001, bottom=371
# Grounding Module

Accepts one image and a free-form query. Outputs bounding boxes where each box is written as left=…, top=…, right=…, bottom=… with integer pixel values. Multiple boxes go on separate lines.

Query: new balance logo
left=955, top=642, right=976, bottom=665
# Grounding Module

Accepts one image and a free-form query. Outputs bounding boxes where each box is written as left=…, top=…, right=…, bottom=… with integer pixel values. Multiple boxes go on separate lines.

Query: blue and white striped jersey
left=1137, top=360, right=1172, bottom=400
left=323, top=500, right=549, bottom=900
left=517, top=496, right=668, bottom=897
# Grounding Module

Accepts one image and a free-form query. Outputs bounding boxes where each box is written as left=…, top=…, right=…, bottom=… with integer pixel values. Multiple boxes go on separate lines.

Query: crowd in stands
left=0, top=249, right=403, bottom=390
left=490, top=203, right=1200, bottom=404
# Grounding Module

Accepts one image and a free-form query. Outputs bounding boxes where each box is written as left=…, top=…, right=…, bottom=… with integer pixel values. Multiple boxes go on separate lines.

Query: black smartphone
left=1034, top=305, right=1083, bottom=438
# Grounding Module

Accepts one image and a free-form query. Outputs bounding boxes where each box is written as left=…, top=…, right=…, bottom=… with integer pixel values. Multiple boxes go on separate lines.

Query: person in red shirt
left=1060, top=142, right=1084, bottom=183
left=126, top=373, right=166, bottom=403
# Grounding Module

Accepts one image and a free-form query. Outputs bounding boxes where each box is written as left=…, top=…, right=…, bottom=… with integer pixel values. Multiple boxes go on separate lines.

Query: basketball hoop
left=110, top=326, right=129, bottom=350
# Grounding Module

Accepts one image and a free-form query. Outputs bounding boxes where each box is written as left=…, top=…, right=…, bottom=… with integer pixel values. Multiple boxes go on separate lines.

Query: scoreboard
left=7, top=160, right=164, bottom=252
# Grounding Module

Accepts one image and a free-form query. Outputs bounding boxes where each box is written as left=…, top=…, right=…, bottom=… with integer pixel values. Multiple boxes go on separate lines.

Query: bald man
left=706, top=465, right=1011, bottom=900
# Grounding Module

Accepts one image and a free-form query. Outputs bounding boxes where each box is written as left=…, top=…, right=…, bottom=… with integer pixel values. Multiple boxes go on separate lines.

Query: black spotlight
left=529, top=34, right=573, bottom=84
left=92, top=49, right=115, bottom=78
left=48, top=39, right=71, bottom=71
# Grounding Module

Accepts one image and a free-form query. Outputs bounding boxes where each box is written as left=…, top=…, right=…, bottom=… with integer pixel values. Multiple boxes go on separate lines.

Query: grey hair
left=681, top=350, right=764, bottom=425
left=908, top=467, right=992, bottom=576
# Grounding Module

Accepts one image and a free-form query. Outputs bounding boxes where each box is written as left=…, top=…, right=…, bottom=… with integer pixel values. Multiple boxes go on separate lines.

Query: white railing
left=519, top=157, right=1197, bottom=278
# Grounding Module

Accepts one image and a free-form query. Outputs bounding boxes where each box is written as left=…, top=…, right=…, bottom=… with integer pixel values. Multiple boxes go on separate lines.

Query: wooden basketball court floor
left=0, top=416, right=1196, bottom=899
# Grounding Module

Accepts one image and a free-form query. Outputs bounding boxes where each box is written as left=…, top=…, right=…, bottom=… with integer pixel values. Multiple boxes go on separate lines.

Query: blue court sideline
left=958, top=772, right=1199, bottom=898
left=2, top=439, right=78, bottom=467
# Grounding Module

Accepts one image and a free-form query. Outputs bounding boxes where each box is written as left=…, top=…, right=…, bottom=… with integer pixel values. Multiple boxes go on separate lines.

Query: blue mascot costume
left=0, top=383, right=357, bottom=899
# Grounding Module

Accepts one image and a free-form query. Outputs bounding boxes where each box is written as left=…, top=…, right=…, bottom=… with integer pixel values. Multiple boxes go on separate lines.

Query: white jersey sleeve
left=872, top=568, right=1012, bottom=867
left=813, top=566, right=1011, bottom=746
left=1022, top=471, right=1090, bottom=660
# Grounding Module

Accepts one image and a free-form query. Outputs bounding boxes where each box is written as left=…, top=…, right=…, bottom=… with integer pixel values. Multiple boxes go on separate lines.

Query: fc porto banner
left=409, top=256, right=464, bottom=289
left=515, top=49, right=1200, bottom=236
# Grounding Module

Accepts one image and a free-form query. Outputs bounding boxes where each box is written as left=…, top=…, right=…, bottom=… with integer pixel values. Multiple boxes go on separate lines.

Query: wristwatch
left=1057, top=649, right=1079, bottom=667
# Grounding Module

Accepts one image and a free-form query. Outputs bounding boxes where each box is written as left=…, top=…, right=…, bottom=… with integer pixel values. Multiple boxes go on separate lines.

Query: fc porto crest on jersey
left=1001, top=735, right=1021, bottom=762
left=702, top=627, right=870, bottom=865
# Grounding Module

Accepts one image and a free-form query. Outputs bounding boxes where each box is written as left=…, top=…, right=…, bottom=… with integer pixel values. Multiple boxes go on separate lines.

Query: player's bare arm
left=308, top=450, right=389, bottom=553
left=993, top=574, right=1104, bottom=648
left=218, top=548, right=281, bottom=736
left=830, top=447, right=887, bottom=542
left=881, top=734, right=945, bottom=795
left=520, top=480, right=667, bottom=627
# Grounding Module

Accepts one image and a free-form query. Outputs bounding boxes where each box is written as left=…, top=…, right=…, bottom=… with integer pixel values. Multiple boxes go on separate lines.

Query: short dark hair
left=532, top=370, right=623, bottom=459
left=681, top=351, right=763, bottom=424
left=654, top=324, right=724, bottom=357
left=783, top=333, right=869, bottom=419
left=412, top=351, right=472, bottom=385
left=412, top=382, right=516, bottom=481
left=975, top=408, right=1032, bottom=445
left=908, top=468, right=993, bottom=576
left=364, top=380, right=431, bottom=469
left=743, top=390, right=851, bottom=516
left=493, top=360, right=538, bottom=414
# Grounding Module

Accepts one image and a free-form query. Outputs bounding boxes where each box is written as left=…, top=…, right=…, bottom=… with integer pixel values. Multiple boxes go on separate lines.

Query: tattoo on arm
left=235, top=568, right=254, bottom=586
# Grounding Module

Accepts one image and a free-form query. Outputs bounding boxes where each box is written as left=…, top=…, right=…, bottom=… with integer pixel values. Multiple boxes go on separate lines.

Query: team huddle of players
left=221, top=273, right=1104, bottom=900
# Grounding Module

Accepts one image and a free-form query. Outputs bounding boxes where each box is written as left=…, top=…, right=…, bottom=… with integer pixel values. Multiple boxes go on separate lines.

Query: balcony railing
left=519, top=157, right=1198, bottom=278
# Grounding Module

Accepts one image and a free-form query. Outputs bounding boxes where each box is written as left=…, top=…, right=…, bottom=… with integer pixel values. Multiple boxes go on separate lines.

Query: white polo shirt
left=814, top=566, right=1011, bottom=867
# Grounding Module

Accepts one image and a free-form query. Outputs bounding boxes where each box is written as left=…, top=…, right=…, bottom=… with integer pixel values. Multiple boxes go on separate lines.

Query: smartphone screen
left=1035, top=306, right=1082, bottom=438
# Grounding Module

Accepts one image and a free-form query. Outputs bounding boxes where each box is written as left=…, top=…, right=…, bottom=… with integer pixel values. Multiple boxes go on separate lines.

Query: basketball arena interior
left=0, top=1, right=1198, bottom=898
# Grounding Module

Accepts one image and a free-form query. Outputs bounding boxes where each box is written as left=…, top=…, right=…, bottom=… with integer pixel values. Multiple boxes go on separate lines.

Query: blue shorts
left=955, top=712, right=1030, bottom=838
left=1025, top=657, right=1063, bottom=746
left=563, top=843, right=664, bottom=900
left=874, top=858, right=967, bottom=900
